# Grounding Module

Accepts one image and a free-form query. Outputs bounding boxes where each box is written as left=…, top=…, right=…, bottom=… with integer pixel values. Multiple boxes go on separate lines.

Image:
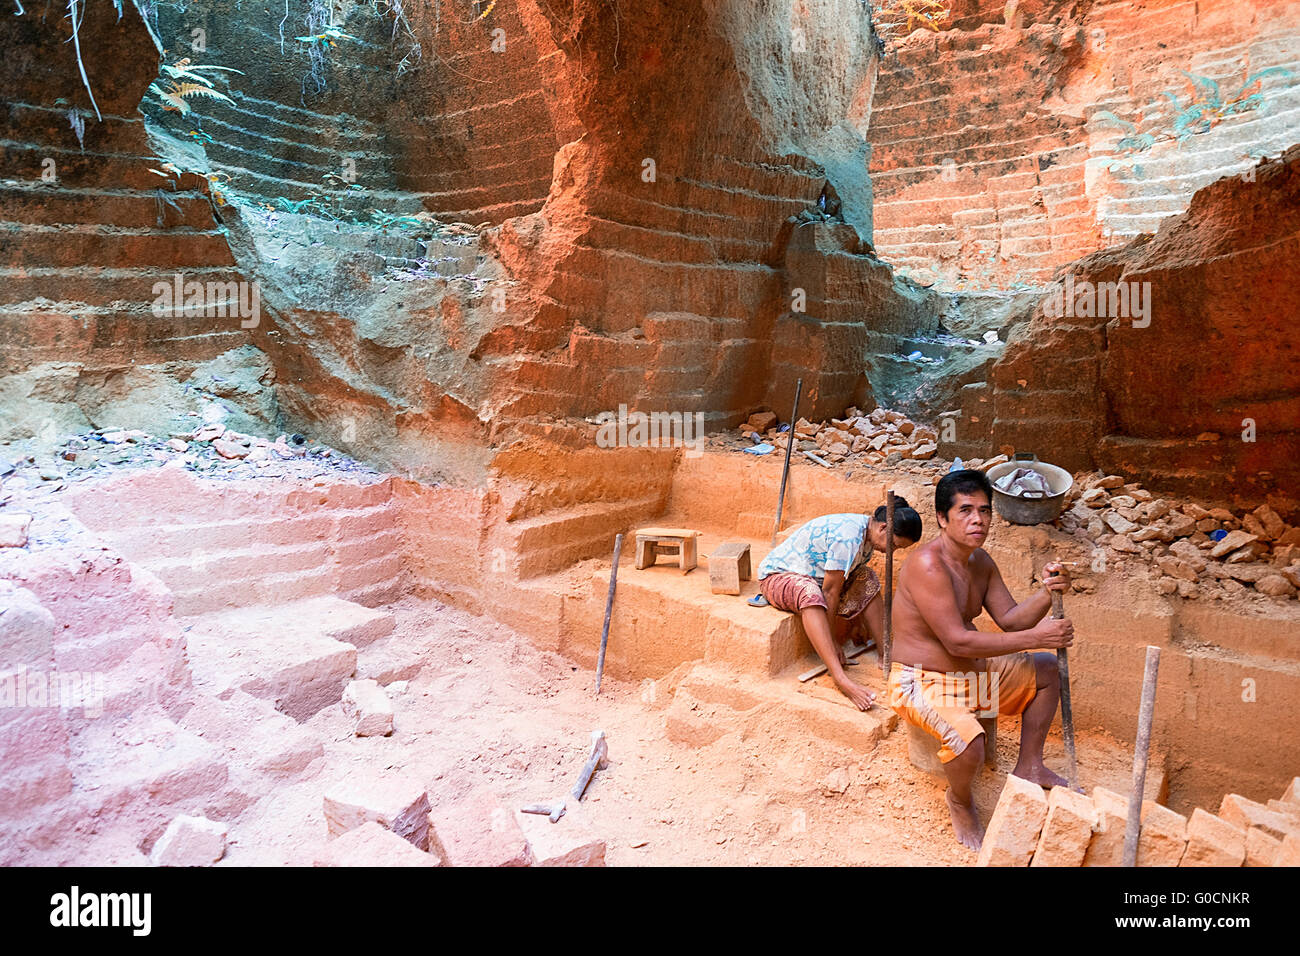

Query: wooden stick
left=881, top=490, right=895, bottom=676
left=797, top=641, right=872, bottom=683
left=770, top=378, right=803, bottom=547
left=1051, top=589, right=1078, bottom=791
left=594, top=534, right=623, bottom=696
left=1124, top=645, right=1161, bottom=867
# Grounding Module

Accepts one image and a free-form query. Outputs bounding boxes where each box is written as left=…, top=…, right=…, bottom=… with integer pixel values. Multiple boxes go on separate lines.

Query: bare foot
left=945, top=789, right=983, bottom=851
left=1012, top=764, right=1069, bottom=789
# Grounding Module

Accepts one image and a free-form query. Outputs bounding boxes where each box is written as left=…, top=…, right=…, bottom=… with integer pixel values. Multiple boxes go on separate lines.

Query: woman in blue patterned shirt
left=757, top=498, right=922, bottom=710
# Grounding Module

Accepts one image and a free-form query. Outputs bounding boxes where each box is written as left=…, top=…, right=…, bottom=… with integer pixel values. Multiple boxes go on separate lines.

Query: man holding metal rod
left=888, top=468, right=1074, bottom=851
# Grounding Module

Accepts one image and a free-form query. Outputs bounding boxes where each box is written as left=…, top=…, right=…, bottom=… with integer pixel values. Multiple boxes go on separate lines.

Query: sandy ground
left=202, top=597, right=974, bottom=866
left=201, top=595, right=1160, bottom=868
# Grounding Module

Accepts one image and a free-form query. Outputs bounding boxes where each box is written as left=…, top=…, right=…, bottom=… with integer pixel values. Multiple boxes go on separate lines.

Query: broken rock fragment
left=151, top=815, right=229, bottom=867
left=342, top=679, right=394, bottom=737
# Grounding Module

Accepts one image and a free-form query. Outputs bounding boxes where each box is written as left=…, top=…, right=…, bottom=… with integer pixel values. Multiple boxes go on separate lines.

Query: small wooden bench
left=634, top=528, right=700, bottom=572
left=708, top=541, right=752, bottom=595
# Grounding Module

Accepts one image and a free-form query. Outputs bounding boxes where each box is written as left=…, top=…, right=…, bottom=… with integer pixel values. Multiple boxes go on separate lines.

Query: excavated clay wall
left=869, top=0, right=1300, bottom=288
left=0, top=3, right=263, bottom=442
left=946, top=147, right=1300, bottom=519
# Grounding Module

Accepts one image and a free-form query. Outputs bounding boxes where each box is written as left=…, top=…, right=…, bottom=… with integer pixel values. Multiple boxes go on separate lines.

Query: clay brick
left=1268, top=799, right=1300, bottom=823
left=1275, top=833, right=1300, bottom=866
left=1219, top=793, right=1299, bottom=841
left=1180, top=808, right=1245, bottom=867
left=342, top=679, right=394, bottom=737
left=977, top=774, right=1048, bottom=867
left=1082, top=787, right=1129, bottom=867
left=1246, top=828, right=1282, bottom=867
left=314, top=821, right=441, bottom=867
left=515, top=809, right=606, bottom=867
left=323, top=775, right=431, bottom=850
left=1031, top=786, right=1096, bottom=867
left=0, top=513, right=32, bottom=547
left=1282, top=777, right=1300, bottom=805
left=151, top=815, right=228, bottom=867
left=1137, top=801, right=1187, bottom=867
left=428, top=790, right=532, bottom=867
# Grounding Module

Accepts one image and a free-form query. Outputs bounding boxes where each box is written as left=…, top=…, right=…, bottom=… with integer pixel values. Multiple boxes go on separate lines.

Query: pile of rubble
left=740, top=406, right=940, bottom=466
left=732, top=406, right=1298, bottom=604
left=1057, top=474, right=1300, bottom=602
left=1, top=419, right=378, bottom=494
left=978, top=774, right=1300, bottom=867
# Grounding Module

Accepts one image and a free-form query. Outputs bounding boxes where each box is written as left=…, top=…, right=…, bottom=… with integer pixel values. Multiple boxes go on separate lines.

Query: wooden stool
left=708, top=541, right=752, bottom=595
left=906, top=717, right=998, bottom=776
left=634, top=528, right=699, bottom=572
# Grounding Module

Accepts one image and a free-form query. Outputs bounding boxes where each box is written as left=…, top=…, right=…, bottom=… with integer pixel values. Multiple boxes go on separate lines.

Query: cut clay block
left=1282, top=778, right=1300, bottom=805
left=977, top=774, right=1047, bottom=867
left=1246, top=828, right=1282, bottom=867
left=1274, top=832, right=1300, bottom=867
left=428, top=789, right=532, bottom=867
left=151, top=815, right=228, bottom=867
left=1218, top=793, right=1298, bottom=841
left=1031, top=786, right=1096, bottom=867
left=323, top=774, right=430, bottom=850
left=1082, top=787, right=1128, bottom=867
left=314, top=821, right=441, bottom=867
left=515, top=808, right=606, bottom=867
left=342, top=679, right=394, bottom=737
left=1137, top=800, right=1187, bottom=867
left=1180, top=808, right=1245, bottom=867
left=1268, top=799, right=1300, bottom=823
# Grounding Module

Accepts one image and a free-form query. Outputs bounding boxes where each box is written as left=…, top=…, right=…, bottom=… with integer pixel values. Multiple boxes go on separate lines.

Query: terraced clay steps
left=867, top=0, right=1300, bottom=287
left=561, top=529, right=814, bottom=681
left=183, top=596, right=394, bottom=721
left=0, top=99, right=252, bottom=396
left=63, top=467, right=406, bottom=617
left=665, top=661, right=898, bottom=754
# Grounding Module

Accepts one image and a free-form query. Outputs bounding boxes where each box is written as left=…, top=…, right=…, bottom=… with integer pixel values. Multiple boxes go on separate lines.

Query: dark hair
left=935, top=469, right=993, bottom=519
left=873, top=495, right=922, bottom=543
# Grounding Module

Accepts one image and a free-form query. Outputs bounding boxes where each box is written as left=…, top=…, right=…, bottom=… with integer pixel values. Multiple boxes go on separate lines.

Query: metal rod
left=798, top=640, right=873, bottom=683
left=770, top=378, right=803, bottom=548
left=1051, top=589, right=1078, bottom=791
left=1123, top=645, right=1162, bottom=867
left=881, top=490, right=895, bottom=675
left=595, top=534, right=623, bottom=696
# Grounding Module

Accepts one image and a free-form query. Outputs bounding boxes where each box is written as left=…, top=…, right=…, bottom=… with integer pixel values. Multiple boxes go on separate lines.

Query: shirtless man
left=888, top=469, right=1074, bottom=851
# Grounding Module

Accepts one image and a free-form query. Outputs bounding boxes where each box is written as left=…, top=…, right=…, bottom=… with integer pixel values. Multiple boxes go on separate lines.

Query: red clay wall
left=868, top=0, right=1300, bottom=288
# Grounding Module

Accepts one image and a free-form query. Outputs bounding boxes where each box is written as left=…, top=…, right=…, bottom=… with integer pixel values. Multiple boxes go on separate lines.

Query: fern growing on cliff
left=1163, top=67, right=1296, bottom=140
left=1094, top=65, right=1295, bottom=177
left=149, top=59, right=243, bottom=114
left=875, top=0, right=951, bottom=34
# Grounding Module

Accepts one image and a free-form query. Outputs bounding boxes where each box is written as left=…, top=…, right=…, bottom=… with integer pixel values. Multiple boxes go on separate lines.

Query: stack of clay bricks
left=315, top=775, right=607, bottom=867
left=978, top=775, right=1300, bottom=867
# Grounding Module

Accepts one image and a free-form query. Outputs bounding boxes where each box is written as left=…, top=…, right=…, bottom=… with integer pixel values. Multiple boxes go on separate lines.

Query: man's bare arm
left=910, top=556, right=1073, bottom=657
left=981, top=555, right=1051, bottom=632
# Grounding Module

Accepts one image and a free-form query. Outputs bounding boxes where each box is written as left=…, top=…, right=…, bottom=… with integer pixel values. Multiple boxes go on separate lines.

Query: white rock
left=0, top=513, right=32, bottom=548
left=342, top=679, right=394, bottom=737
left=151, top=815, right=228, bottom=867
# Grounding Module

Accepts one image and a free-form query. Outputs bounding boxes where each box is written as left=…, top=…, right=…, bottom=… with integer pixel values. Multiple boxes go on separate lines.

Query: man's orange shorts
left=887, top=653, right=1039, bottom=763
